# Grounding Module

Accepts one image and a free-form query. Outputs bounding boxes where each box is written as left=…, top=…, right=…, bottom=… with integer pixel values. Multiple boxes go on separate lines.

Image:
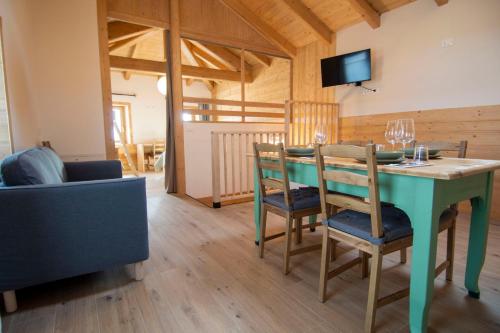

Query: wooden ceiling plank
left=108, top=21, right=152, bottom=43
left=435, top=0, right=448, bottom=6
left=218, top=0, right=297, bottom=57
left=109, top=29, right=158, bottom=53
left=109, top=56, right=252, bottom=82
left=278, top=0, right=333, bottom=43
left=346, top=0, right=381, bottom=29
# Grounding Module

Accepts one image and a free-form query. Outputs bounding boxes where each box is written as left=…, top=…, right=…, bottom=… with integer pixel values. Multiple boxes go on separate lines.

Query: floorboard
left=2, top=174, right=500, bottom=332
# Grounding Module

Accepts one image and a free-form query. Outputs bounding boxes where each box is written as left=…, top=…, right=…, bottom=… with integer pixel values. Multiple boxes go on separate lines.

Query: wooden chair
left=254, top=142, right=323, bottom=274
left=316, top=144, right=413, bottom=333
left=400, top=140, right=467, bottom=280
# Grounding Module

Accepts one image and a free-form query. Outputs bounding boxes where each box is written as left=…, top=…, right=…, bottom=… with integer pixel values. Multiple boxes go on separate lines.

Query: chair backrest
left=253, top=142, right=292, bottom=208
left=315, top=144, right=383, bottom=238
left=339, top=140, right=373, bottom=146
left=414, top=140, right=467, bottom=158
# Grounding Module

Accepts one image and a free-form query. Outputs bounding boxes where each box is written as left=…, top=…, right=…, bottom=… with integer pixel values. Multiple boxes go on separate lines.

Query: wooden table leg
left=465, top=172, right=494, bottom=298
left=408, top=180, right=444, bottom=333
left=3, top=290, right=17, bottom=313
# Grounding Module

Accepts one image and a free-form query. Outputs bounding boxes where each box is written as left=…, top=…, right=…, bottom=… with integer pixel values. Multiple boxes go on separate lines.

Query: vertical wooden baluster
left=291, top=102, right=295, bottom=146
left=297, top=103, right=302, bottom=145
left=223, top=134, right=227, bottom=197
left=335, top=104, right=340, bottom=143
left=308, top=103, right=313, bottom=145
left=231, top=134, right=235, bottom=198
left=239, top=133, right=243, bottom=196
left=211, top=132, right=221, bottom=206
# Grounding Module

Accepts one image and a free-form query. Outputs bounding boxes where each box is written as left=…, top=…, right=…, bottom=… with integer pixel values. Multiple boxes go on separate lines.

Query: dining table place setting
left=252, top=117, right=500, bottom=333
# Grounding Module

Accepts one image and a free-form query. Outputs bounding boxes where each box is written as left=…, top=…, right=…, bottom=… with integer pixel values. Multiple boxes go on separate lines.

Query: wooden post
left=168, top=0, right=186, bottom=194
left=96, top=0, right=117, bottom=160
left=240, top=49, right=246, bottom=122
left=211, top=132, right=221, bottom=208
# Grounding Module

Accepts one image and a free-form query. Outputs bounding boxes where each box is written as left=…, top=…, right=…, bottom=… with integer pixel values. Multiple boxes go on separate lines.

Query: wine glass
left=396, top=119, right=415, bottom=153
left=384, top=120, right=397, bottom=151
left=314, top=124, right=328, bottom=145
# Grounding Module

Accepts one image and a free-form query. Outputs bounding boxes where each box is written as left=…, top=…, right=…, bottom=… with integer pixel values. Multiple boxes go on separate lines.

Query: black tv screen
left=321, top=49, right=371, bottom=87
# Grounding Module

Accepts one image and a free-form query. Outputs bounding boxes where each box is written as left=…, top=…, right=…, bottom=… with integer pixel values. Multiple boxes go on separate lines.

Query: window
left=112, top=102, right=132, bottom=145
left=0, top=18, right=12, bottom=159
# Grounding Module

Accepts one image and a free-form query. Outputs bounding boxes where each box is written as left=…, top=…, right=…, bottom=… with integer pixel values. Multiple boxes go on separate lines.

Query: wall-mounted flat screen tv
left=321, top=49, right=371, bottom=87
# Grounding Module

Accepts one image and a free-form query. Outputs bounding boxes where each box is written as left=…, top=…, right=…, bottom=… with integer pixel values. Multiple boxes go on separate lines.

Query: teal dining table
left=253, top=155, right=500, bottom=333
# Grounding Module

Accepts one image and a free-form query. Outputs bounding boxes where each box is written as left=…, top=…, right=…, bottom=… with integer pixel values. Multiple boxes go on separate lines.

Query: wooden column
left=96, top=0, right=117, bottom=160
left=169, top=0, right=186, bottom=193
left=240, top=49, right=245, bottom=122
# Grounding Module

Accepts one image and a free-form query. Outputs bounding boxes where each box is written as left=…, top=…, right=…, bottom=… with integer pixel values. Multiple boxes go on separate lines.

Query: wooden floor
left=2, top=174, right=500, bottom=332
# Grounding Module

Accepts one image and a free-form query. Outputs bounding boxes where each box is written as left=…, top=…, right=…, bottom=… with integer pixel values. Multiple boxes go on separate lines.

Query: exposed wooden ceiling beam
left=180, top=39, right=216, bottom=91
left=435, top=0, right=448, bottom=6
left=123, top=44, right=139, bottom=80
left=218, top=0, right=297, bottom=57
left=109, top=56, right=252, bottom=83
left=278, top=0, right=333, bottom=44
left=183, top=65, right=252, bottom=83
left=108, top=21, right=153, bottom=43
left=346, top=0, right=380, bottom=29
left=246, top=51, right=272, bottom=67
left=108, top=29, right=158, bottom=53
left=190, top=41, right=242, bottom=71
left=189, top=43, right=229, bottom=70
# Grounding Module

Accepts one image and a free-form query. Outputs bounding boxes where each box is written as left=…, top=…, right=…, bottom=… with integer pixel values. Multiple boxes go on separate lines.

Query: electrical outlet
left=441, top=38, right=455, bottom=48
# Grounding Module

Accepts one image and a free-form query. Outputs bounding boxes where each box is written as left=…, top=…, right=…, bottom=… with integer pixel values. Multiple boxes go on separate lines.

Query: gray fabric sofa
left=0, top=147, right=149, bottom=312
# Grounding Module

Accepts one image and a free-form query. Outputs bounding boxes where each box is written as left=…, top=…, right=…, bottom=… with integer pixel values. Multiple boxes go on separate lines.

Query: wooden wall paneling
left=292, top=39, right=336, bottom=103
left=106, top=0, right=170, bottom=28
left=338, top=105, right=500, bottom=220
left=179, top=0, right=287, bottom=57
left=169, top=0, right=186, bottom=194
left=215, top=57, right=291, bottom=120
left=97, top=0, right=117, bottom=159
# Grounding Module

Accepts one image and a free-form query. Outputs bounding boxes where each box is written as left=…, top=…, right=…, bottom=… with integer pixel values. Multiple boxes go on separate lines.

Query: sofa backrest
left=0, top=147, right=67, bottom=186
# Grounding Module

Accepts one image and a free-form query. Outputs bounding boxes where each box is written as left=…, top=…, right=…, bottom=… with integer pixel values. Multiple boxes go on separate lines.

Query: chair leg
left=329, top=239, right=336, bottom=262
left=446, top=220, right=456, bottom=281
left=365, top=248, right=383, bottom=333
left=259, top=206, right=267, bottom=258
left=360, top=250, right=369, bottom=279
left=295, top=217, right=303, bottom=245
left=318, top=228, right=331, bottom=302
left=400, top=248, right=407, bottom=264
left=283, top=213, right=293, bottom=275
left=3, top=290, right=17, bottom=313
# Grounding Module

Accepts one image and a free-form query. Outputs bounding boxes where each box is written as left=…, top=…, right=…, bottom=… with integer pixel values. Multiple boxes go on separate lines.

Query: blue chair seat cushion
left=263, top=187, right=320, bottom=211
left=1, top=147, right=67, bottom=186
left=326, top=206, right=412, bottom=245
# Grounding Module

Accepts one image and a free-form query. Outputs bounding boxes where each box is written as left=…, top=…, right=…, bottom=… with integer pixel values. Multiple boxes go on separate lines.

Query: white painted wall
left=111, top=73, right=213, bottom=143
left=0, top=1, right=41, bottom=150
left=0, top=0, right=106, bottom=160
left=335, top=0, right=500, bottom=117
left=184, top=122, right=284, bottom=199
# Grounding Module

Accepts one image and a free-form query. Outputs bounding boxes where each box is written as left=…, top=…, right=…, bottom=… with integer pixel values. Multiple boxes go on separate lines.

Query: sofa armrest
left=64, top=160, right=122, bottom=182
left=0, top=177, right=148, bottom=292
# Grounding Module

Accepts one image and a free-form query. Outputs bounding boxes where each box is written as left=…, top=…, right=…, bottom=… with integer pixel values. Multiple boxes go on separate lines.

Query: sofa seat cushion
left=325, top=206, right=412, bottom=245
left=1, top=147, right=67, bottom=186
left=263, top=187, right=321, bottom=211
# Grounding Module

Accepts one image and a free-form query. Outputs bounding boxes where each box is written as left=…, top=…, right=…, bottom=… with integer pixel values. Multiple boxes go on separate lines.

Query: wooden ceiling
left=108, top=0, right=448, bottom=87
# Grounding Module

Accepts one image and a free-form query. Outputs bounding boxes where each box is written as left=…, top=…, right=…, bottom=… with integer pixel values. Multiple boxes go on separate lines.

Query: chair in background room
left=254, top=142, right=322, bottom=274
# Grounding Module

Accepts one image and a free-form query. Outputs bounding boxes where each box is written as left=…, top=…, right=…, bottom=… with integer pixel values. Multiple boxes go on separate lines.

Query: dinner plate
left=286, top=146, right=314, bottom=155
left=375, top=151, right=403, bottom=160
left=356, top=157, right=405, bottom=164
left=404, top=148, right=440, bottom=157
